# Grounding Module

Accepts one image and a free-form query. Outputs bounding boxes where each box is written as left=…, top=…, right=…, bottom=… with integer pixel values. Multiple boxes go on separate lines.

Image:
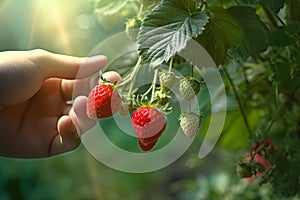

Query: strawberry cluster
left=86, top=65, right=203, bottom=151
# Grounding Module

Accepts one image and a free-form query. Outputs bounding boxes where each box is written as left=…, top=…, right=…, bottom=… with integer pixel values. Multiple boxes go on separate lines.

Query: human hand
left=0, top=49, right=121, bottom=158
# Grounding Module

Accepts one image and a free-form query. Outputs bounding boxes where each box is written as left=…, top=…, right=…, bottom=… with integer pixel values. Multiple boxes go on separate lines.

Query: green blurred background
left=0, top=0, right=289, bottom=200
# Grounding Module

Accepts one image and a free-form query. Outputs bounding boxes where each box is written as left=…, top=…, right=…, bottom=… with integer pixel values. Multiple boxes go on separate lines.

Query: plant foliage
left=94, top=0, right=300, bottom=198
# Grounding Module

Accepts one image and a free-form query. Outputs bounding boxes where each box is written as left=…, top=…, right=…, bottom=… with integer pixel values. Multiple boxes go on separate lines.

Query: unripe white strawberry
left=159, top=70, right=177, bottom=89
left=179, top=76, right=201, bottom=101
left=179, top=112, right=201, bottom=138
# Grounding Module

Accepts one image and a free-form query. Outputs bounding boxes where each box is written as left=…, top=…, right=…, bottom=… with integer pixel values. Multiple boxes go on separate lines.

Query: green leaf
left=290, top=0, right=300, bottom=22
left=259, top=0, right=285, bottom=13
left=195, top=6, right=244, bottom=65
left=139, top=0, right=161, bottom=8
left=275, top=62, right=300, bottom=92
left=284, top=22, right=300, bottom=35
left=238, top=0, right=258, bottom=4
left=138, top=0, right=209, bottom=67
left=269, top=30, right=297, bottom=47
left=238, top=0, right=285, bottom=13
left=218, top=109, right=262, bottom=151
left=228, top=6, right=269, bottom=59
left=94, top=0, right=128, bottom=16
left=206, top=0, right=238, bottom=7
left=94, top=0, right=139, bottom=30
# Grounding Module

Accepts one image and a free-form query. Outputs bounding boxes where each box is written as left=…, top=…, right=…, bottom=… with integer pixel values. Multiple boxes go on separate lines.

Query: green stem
left=151, top=69, right=158, bottom=102
left=223, top=66, right=253, bottom=136
left=275, top=80, right=280, bottom=107
left=137, top=2, right=143, bottom=17
left=265, top=119, right=275, bottom=135
left=118, top=57, right=142, bottom=95
left=262, top=7, right=278, bottom=30
left=141, top=69, right=158, bottom=102
left=275, top=14, right=286, bottom=26
left=249, top=145, right=265, bottom=163
left=263, top=3, right=300, bottom=40
left=128, top=58, right=142, bottom=96
left=274, top=13, right=300, bottom=40
left=168, top=57, right=173, bottom=72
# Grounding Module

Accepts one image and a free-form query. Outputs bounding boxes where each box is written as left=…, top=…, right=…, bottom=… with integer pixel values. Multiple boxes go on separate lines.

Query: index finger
left=29, top=49, right=107, bottom=79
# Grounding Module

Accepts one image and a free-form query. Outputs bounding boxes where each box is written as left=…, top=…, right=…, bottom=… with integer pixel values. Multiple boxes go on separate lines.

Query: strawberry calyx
left=98, top=76, right=119, bottom=89
left=138, top=96, right=172, bottom=115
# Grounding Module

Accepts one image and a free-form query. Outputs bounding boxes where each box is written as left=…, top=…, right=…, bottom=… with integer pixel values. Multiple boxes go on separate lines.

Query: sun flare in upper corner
left=28, top=0, right=75, bottom=54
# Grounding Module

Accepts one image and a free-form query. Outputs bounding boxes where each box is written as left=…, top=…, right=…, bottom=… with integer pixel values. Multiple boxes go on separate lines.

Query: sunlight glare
left=0, top=0, right=11, bottom=15
left=29, top=0, right=72, bottom=54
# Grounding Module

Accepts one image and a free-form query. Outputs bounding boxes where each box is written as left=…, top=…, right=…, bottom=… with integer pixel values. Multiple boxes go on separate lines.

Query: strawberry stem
left=223, top=66, right=252, bottom=136
left=168, top=57, right=174, bottom=72
left=151, top=69, right=158, bottom=102
left=118, top=57, right=142, bottom=97
left=141, top=68, right=158, bottom=102
left=191, top=64, right=194, bottom=77
left=137, top=2, right=143, bottom=17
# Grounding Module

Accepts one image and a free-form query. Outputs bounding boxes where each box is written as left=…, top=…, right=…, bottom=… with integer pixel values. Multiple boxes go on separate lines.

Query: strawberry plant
left=93, top=0, right=300, bottom=198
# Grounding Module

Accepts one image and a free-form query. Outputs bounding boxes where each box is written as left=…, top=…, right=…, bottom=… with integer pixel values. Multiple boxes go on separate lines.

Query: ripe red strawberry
left=131, top=106, right=167, bottom=151
left=242, top=154, right=271, bottom=183
left=252, top=138, right=274, bottom=156
left=87, top=83, right=122, bottom=119
left=237, top=138, right=273, bottom=182
left=138, top=138, right=158, bottom=151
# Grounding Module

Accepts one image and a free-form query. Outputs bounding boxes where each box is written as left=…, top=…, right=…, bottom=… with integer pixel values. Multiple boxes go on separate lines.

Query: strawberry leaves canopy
left=138, top=0, right=209, bottom=67
left=195, top=6, right=244, bottom=65
left=227, top=6, right=269, bottom=60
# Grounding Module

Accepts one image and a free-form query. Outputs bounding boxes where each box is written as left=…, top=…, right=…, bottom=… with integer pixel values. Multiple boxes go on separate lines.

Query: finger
left=29, top=49, right=107, bottom=79
left=102, top=71, right=122, bottom=84
left=50, top=115, right=80, bottom=156
left=61, top=74, right=98, bottom=100
left=69, top=96, right=97, bottom=135
left=61, top=71, right=122, bottom=101
left=63, top=105, right=72, bottom=115
left=60, top=79, right=75, bottom=101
